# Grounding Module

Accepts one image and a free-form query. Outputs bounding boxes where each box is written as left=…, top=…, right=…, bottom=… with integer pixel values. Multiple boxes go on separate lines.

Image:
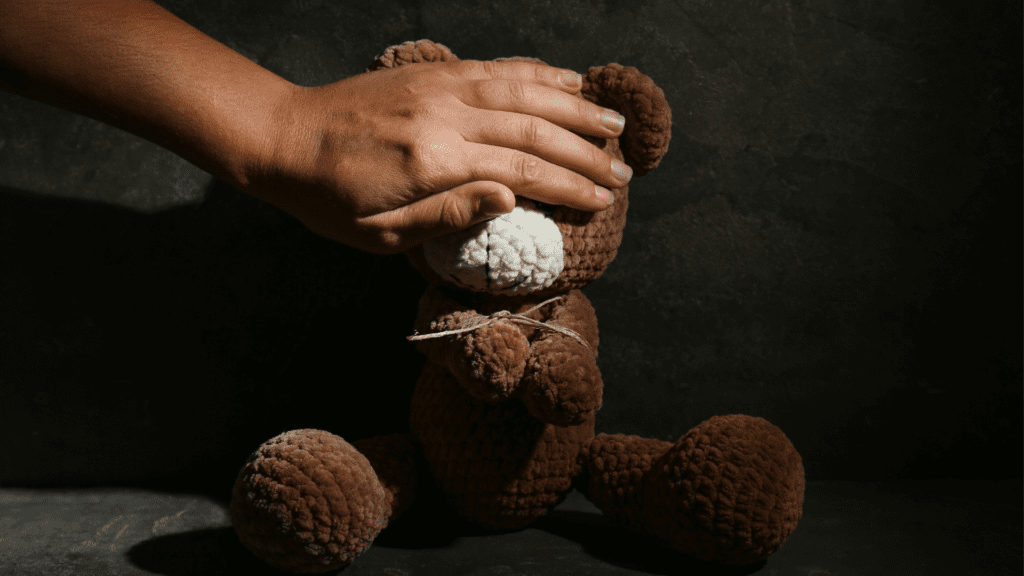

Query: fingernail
left=601, top=109, right=625, bottom=133
left=595, top=185, right=614, bottom=207
left=611, top=159, right=633, bottom=184
left=479, top=194, right=510, bottom=216
left=561, top=70, right=582, bottom=88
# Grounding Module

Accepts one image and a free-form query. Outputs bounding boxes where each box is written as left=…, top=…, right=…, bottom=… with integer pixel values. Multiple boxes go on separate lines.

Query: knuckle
left=408, top=127, right=464, bottom=184
left=533, top=64, right=549, bottom=84
left=582, top=100, right=602, bottom=125
left=438, top=192, right=474, bottom=231
left=520, top=117, right=546, bottom=149
left=405, top=126, right=440, bottom=178
left=467, top=79, right=491, bottom=107
left=514, top=153, right=544, bottom=185
left=506, top=79, right=529, bottom=105
left=477, top=59, right=500, bottom=78
left=592, top=142, right=611, bottom=170
left=406, top=139, right=435, bottom=181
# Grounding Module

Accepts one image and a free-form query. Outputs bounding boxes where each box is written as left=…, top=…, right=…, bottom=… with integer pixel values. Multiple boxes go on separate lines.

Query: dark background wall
left=1, top=0, right=1019, bottom=496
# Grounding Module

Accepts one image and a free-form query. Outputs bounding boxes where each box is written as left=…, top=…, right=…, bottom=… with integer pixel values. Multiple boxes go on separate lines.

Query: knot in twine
left=407, top=296, right=590, bottom=350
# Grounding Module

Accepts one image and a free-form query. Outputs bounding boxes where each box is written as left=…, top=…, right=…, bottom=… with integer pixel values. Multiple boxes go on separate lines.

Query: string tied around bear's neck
left=407, top=295, right=590, bottom=350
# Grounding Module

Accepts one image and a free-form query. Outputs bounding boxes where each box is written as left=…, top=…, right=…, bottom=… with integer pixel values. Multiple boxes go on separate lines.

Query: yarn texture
left=230, top=39, right=805, bottom=573
left=422, top=204, right=564, bottom=295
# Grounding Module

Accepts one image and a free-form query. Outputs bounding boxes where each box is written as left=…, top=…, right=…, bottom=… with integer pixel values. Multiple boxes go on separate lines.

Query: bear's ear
left=582, top=64, right=671, bottom=177
left=366, top=39, right=460, bottom=71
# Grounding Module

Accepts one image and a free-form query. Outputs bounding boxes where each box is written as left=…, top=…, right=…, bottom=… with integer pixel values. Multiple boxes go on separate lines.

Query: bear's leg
left=576, top=415, right=805, bottom=565
left=230, top=429, right=420, bottom=573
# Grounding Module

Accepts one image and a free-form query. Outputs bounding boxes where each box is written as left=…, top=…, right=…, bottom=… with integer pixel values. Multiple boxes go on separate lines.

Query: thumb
left=468, top=181, right=517, bottom=222
left=388, top=181, right=516, bottom=249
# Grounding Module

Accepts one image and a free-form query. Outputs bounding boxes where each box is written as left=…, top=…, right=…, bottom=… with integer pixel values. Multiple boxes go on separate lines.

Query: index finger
left=446, top=59, right=583, bottom=93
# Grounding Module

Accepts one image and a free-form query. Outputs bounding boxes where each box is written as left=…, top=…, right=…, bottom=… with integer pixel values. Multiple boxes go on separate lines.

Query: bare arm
left=0, top=0, right=283, bottom=193
left=0, top=1, right=633, bottom=253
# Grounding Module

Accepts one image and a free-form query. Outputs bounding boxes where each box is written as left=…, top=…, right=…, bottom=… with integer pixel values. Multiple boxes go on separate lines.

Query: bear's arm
left=519, top=289, right=603, bottom=426
left=412, top=285, right=530, bottom=402
left=412, top=285, right=478, bottom=359
left=538, top=289, right=599, bottom=353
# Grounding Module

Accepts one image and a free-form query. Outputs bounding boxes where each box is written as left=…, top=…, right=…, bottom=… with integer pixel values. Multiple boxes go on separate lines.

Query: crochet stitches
left=231, top=39, right=804, bottom=573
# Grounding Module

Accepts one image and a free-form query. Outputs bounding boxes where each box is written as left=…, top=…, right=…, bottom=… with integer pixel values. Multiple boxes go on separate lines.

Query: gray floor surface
left=2, top=480, right=1020, bottom=575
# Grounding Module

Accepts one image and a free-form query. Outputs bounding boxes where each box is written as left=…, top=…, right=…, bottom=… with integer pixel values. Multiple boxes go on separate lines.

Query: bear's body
left=230, top=40, right=805, bottom=574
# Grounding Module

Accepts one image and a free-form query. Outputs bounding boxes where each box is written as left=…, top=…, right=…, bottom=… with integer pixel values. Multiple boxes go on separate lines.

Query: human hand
left=247, top=59, right=633, bottom=254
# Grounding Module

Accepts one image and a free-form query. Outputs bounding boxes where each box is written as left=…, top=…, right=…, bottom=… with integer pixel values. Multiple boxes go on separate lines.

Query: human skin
left=0, top=0, right=634, bottom=253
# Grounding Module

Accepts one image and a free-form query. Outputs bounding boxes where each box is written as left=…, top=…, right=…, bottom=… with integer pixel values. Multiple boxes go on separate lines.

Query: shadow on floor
left=534, top=509, right=766, bottom=576
left=126, top=485, right=765, bottom=576
left=127, top=527, right=283, bottom=576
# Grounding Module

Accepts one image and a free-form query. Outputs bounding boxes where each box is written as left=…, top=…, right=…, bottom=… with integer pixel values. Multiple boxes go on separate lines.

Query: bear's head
left=367, top=40, right=671, bottom=300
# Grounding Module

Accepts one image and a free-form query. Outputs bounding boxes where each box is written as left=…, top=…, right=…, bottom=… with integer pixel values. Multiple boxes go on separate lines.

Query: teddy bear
left=229, top=39, right=805, bottom=573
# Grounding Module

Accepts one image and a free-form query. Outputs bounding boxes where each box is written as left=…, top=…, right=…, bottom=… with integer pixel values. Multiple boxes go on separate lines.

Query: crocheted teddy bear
left=230, top=39, right=805, bottom=573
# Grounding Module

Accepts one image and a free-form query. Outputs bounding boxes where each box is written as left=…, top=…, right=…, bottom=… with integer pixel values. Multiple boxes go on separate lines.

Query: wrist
left=195, top=71, right=297, bottom=196
left=237, top=83, right=336, bottom=221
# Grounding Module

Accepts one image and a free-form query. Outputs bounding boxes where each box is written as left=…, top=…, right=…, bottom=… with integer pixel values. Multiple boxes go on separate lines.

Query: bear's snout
left=422, top=204, right=564, bottom=295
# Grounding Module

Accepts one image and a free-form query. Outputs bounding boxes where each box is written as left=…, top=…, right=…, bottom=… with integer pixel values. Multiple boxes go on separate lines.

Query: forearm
left=0, top=0, right=291, bottom=190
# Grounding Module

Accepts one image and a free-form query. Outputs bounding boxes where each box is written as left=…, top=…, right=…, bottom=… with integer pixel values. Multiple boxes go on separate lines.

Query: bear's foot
left=230, top=430, right=419, bottom=573
left=577, top=415, right=804, bottom=565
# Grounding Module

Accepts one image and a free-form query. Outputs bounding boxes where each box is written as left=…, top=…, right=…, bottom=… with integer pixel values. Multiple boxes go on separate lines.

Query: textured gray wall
left=1, top=0, right=1019, bottom=493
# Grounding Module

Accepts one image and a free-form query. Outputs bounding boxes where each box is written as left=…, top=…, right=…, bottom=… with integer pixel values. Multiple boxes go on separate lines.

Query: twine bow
left=407, top=295, right=590, bottom=350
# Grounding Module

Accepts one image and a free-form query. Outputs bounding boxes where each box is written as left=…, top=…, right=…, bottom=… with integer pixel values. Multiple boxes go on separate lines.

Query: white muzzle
left=422, top=205, right=564, bottom=295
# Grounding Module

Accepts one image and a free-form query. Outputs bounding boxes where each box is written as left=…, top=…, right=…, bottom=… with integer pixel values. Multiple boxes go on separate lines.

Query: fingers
left=462, top=142, right=618, bottom=212
left=446, top=59, right=626, bottom=148
left=442, top=59, right=632, bottom=209
left=450, top=59, right=585, bottom=95
left=361, top=181, right=516, bottom=253
left=465, top=76, right=626, bottom=142
left=468, top=109, right=632, bottom=201
left=452, top=60, right=626, bottom=142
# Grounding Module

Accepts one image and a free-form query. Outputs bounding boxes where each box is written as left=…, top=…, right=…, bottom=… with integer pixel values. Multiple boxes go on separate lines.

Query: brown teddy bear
left=230, top=39, right=805, bottom=573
